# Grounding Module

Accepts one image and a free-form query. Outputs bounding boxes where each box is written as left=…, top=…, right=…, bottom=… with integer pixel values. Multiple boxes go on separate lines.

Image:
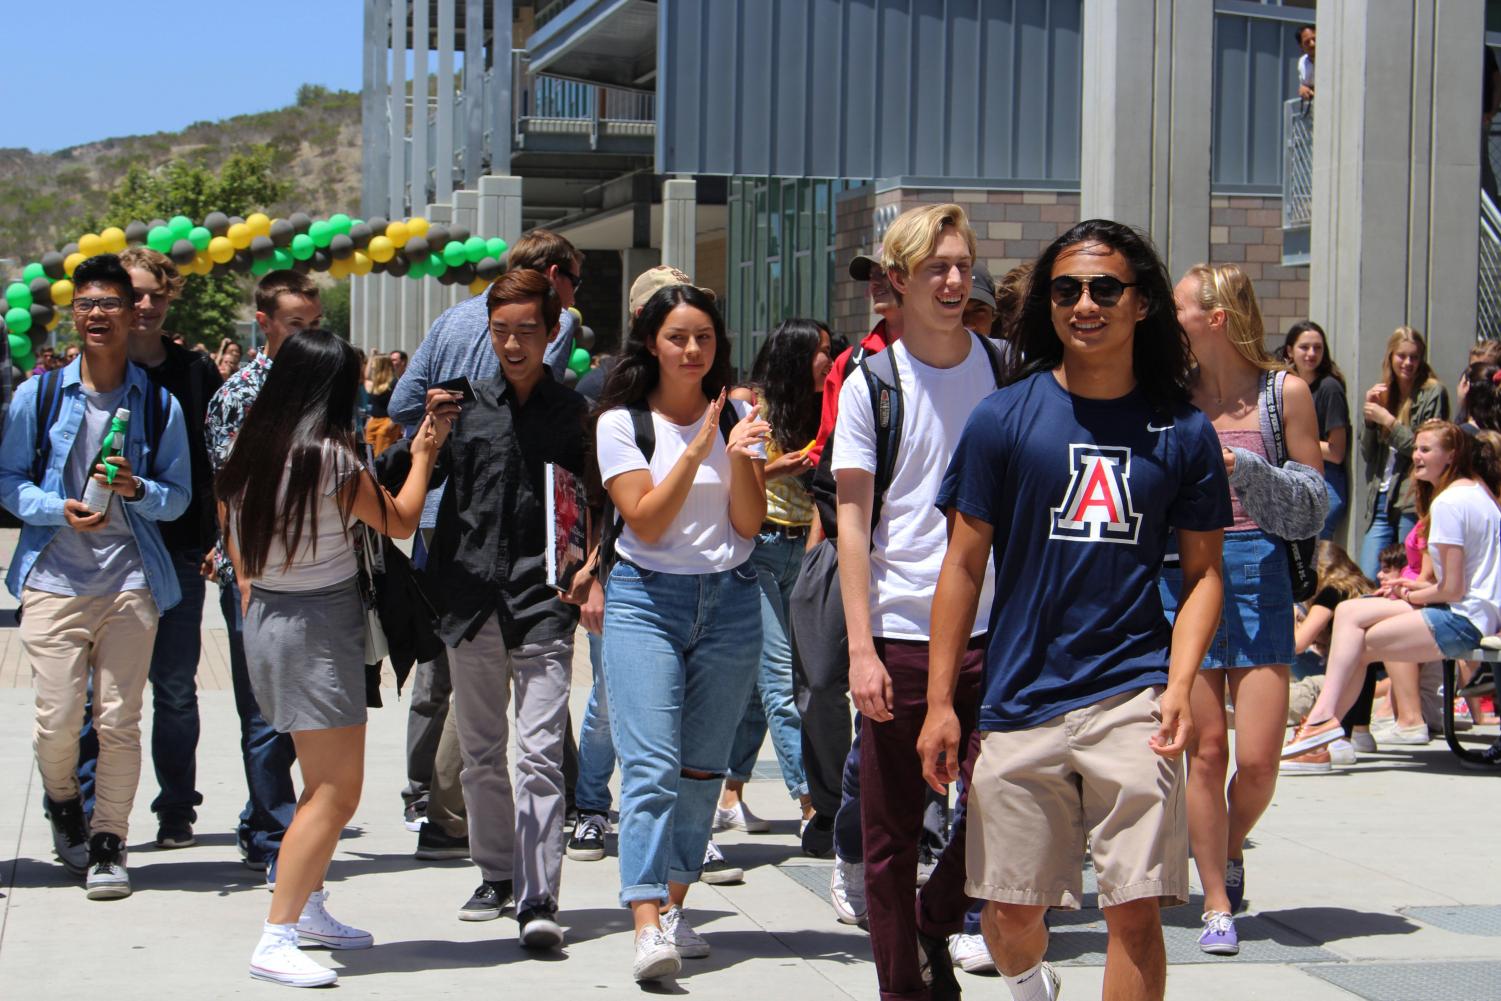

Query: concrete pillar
left=412, top=0, right=431, bottom=210
left=662, top=178, right=697, bottom=276
left=400, top=274, right=424, bottom=354
left=1310, top=1, right=1483, bottom=546
left=479, top=174, right=523, bottom=250
left=1079, top=0, right=1211, bottom=278
left=435, top=0, right=456, bottom=202
left=462, top=0, right=485, bottom=186
left=379, top=273, right=400, bottom=352
left=490, top=0, right=514, bottom=177
left=361, top=0, right=390, bottom=219
left=351, top=274, right=368, bottom=350
left=387, top=0, right=408, bottom=216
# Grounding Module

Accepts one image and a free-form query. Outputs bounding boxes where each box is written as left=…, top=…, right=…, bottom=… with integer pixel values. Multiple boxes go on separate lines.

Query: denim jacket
left=0, top=357, right=192, bottom=613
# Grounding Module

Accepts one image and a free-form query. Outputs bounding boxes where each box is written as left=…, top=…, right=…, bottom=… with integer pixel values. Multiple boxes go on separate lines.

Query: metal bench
left=1443, top=651, right=1500, bottom=767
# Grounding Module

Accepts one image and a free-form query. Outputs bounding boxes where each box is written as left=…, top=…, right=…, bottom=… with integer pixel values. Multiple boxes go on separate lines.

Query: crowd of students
left=4, top=200, right=1499, bottom=1001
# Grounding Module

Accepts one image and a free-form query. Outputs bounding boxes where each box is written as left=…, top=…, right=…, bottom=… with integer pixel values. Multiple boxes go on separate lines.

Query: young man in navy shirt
left=920, top=220, right=1231, bottom=1001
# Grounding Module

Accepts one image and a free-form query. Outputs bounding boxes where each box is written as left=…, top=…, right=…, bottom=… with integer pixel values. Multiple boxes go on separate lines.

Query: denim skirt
left=1159, top=528, right=1295, bottom=669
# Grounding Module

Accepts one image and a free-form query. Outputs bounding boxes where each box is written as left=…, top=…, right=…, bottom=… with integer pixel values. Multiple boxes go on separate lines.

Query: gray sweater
left=1226, top=450, right=1327, bottom=539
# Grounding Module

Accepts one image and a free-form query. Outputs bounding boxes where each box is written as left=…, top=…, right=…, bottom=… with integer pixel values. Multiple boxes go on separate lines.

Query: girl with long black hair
left=594, top=284, right=769, bottom=983
left=716, top=319, right=831, bottom=832
left=217, top=328, right=449, bottom=988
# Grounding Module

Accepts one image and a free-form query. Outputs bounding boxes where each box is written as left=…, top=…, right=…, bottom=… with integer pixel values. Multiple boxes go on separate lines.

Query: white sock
left=1003, top=961, right=1055, bottom=1001
left=256, top=921, right=298, bottom=950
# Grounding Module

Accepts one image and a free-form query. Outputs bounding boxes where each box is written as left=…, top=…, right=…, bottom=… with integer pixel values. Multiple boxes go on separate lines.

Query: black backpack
left=31, top=367, right=172, bottom=481
left=809, top=333, right=1008, bottom=540
left=597, top=398, right=741, bottom=581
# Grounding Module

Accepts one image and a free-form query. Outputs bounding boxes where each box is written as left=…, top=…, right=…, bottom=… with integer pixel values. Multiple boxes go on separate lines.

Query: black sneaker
left=517, top=906, right=565, bottom=949
left=43, top=795, right=89, bottom=875
left=415, top=823, right=470, bottom=860
left=155, top=820, right=196, bottom=849
left=700, top=841, right=744, bottom=885
left=458, top=879, right=513, bottom=921
left=917, top=929, right=962, bottom=1001
left=566, top=812, right=608, bottom=861
left=801, top=812, right=835, bottom=859
left=85, top=833, right=131, bottom=900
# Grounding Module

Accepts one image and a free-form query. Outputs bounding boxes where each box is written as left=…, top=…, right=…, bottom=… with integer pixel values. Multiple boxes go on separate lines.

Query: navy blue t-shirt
left=936, top=370, right=1232, bottom=731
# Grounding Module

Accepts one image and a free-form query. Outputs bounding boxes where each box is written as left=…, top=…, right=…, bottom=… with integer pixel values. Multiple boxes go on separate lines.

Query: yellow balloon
left=246, top=212, right=272, bottom=238
left=405, top=216, right=429, bottom=238
left=45, top=312, right=61, bottom=331
left=208, top=236, right=235, bottom=264
left=194, top=251, right=212, bottom=274
left=385, top=221, right=409, bottom=247
left=100, top=226, right=127, bottom=253
left=469, top=277, right=490, bottom=296
left=566, top=306, right=582, bottom=324
left=50, top=279, right=73, bottom=306
left=226, top=223, right=252, bottom=250
left=351, top=251, right=373, bottom=276
left=328, top=258, right=351, bottom=280
left=367, top=235, right=395, bottom=263
left=64, top=252, right=85, bottom=276
left=78, top=233, right=103, bottom=257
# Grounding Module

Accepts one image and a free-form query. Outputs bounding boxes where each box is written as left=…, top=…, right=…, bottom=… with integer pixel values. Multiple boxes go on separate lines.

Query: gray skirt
left=245, top=575, right=367, bottom=733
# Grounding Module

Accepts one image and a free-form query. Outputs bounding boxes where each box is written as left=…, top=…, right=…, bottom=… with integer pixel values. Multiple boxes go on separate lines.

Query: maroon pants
left=862, top=635, right=985, bottom=1001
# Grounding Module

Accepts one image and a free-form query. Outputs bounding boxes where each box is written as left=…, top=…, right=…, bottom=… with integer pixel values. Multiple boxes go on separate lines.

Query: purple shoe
left=1198, top=911, right=1239, bottom=955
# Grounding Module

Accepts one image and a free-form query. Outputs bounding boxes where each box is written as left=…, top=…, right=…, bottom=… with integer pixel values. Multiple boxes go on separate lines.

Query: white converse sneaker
left=948, top=932, right=996, bottom=974
left=660, top=905, right=711, bottom=958
left=250, top=923, right=338, bottom=987
left=632, top=925, right=682, bottom=982
left=297, top=889, right=374, bottom=949
left=830, top=857, right=867, bottom=925
left=712, top=800, right=771, bottom=833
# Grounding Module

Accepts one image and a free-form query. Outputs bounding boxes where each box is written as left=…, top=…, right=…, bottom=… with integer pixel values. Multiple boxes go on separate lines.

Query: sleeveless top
left=1219, top=428, right=1266, bottom=532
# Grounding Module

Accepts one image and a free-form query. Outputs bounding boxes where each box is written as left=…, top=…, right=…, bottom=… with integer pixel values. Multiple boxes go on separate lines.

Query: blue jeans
left=603, top=560, right=761, bottom=905
left=1359, top=487, right=1418, bottom=580
left=575, top=630, right=615, bottom=816
left=726, top=532, right=809, bottom=798
left=77, top=548, right=207, bottom=825
left=221, top=582, right=297, bottom=864
left=1321, top=463, right=1348, bottom=541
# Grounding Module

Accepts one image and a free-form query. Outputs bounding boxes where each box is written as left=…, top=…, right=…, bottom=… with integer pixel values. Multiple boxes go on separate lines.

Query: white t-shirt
left=597, top=399, right=758, bottom=574
left=239, top=444, right=361, bottom=592
left=1298, top=53, right=1315, bottom=90
left=1426, top=481, right=1501, bottom=634
left=831, top=336, right=997, bottom=640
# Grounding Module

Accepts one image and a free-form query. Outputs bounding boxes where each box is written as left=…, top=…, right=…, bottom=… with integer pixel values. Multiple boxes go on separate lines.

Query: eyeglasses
left=1049, top=275, right=1140, bottom=308
left=556, top=268, right=583, bottom=291
left=71, top=297, right=128, bottom=315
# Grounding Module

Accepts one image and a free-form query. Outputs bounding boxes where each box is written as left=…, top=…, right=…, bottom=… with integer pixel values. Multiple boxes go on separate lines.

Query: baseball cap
left=628, top=265, right=714, bottom=315
left=849, top=251, right=884, bottom=282
left=969, top=262, right=996, bottom=311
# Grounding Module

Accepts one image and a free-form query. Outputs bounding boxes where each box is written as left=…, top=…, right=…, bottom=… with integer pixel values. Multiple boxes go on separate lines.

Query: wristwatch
left=125, top=476, right=145, bottom=503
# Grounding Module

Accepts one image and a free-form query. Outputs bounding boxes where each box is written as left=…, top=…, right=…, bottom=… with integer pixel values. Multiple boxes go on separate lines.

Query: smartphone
left=433, top=375, right=474, bottom=403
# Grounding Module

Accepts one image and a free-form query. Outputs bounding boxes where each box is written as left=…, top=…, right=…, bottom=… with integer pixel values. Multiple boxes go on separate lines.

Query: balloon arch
left=2, top=211, right=510, bottom=373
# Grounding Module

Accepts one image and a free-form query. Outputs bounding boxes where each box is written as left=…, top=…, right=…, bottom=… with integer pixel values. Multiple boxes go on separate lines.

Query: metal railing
left=1283, top=98, right=1313, bottom=230
left=510, top=53, right=654, bottom=148
left=1479, top=189, right=1501, bottom=341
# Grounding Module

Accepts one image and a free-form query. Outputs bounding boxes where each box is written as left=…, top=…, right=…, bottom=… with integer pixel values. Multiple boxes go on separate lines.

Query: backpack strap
left=976, top=333, right=1008, bottom=388
left=31, top=369, right=65, bottom=482
left=860, top=347, right=903, bottom=533
left=1263, top=369, right=1290, bottom=466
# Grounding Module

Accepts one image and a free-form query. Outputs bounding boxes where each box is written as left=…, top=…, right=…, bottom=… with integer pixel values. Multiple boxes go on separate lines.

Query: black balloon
left=204, top=211, right=230, bottom=236
left=578, top=325, right=596, bottom=350
left=451, top=263, right=476, bottom=285
left=437, top=269, right=457, bottom=286
left=29, top=302, right=53, bottom=326
left=170, top=239, right=197, bottom=265
left=562, top=368, right=579, bottom=387
left=475, top=256, right=504, bottom=280
left=310, top=249, right=332, bottom=271
left=124, top=220, right=148, bottom=245
left=366, top=216, right=389, bottom=237
left=29, top=277, right=52, bottom=300
left=210, top=261, right=232, bottom=277
left=40, top=252, right=65, bottom=280
left=404, top=236, right=429, bottom=260
left=425, top=225, right=449, bottom=249
left=269, top=219, right=295, bottom=248
left=385, top=256, right=409, bottom=278
left=232, top=251, right=254, bottom=272
left=229, top=216, right=246, bottom=228
left=146, top=219, right=168, bottom=233
left=328, top=234, right=354, bottom=260
left=447, top=224, right=470, bottom=244
left=29, top=326, right=49, bottom=349
left=249, top=235, right=275, bottom=261
left=291, top=258, right=311, bottom=274
left=61, top=241, right=79, bottom=258
left=348, top=222, right=372, bottom=249
left=289, top=212, right=313, bottom=234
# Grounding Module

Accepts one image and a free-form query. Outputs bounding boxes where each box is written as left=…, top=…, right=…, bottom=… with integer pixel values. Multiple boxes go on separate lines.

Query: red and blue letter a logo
left=1049, top=445, right=1141, bottom=544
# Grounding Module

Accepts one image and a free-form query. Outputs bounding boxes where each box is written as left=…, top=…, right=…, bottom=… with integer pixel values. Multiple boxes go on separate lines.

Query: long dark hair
left=1282, top=319, right=1345, bottom=388
left=1006, top=219, right=1192, bottom=405
left=750, top=318, right=825, bottom=451
left=1466, top=362, right=1501, bottom=431
left=215, top=329, right=366, bottom=578
left=594, top=284, right=732, bottom=415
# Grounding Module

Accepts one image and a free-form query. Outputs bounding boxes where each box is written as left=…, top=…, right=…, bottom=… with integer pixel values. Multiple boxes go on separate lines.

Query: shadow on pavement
left=1258, top=905, right=1422, bottom=945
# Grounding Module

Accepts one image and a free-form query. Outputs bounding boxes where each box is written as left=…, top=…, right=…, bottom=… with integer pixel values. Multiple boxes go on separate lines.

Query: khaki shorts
left=965, top=686, right=1188, bottom=910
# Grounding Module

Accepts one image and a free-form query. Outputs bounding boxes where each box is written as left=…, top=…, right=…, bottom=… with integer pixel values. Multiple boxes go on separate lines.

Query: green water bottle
left=80, top=407, right=131, bottom=516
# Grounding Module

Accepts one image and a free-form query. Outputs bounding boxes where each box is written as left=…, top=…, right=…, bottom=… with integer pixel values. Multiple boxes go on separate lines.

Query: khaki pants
left=23, top=588, right=159, bottom=838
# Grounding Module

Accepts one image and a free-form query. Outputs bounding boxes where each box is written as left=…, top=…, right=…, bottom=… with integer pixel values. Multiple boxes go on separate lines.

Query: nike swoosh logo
left=1147, top=423, right=1174, bottom=432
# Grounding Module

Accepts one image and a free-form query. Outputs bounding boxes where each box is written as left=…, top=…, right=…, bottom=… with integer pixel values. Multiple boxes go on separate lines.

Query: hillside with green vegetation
left=0, top=85, right=363, bottom=266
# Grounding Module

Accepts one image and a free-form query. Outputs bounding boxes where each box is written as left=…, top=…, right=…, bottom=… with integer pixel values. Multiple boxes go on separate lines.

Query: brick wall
left=1209, top=195, right=1311, bottom=342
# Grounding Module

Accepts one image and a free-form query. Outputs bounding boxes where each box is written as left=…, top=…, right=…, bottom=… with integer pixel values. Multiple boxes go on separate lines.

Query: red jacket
left=806, top=319, right=898, bottom=468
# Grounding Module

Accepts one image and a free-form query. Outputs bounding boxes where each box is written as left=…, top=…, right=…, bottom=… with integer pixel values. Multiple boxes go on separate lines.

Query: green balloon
left=147, top=226, right=175, bottom=254
left=168, top=215, right=193, bottom=238
left=21, top=262, right=45, bottom=283
left=5, top=306, right=32, bottom=336
left=309, top=221, right=333, bottom=248
left=463, top=236, right=488, bottom=264
left=328, top=213, right=352, bottom=235
left=7, top=332, right=27, bottom=358
left=568, top=347, right=590, bottom=375
left=250, top=257, right=273, bottom=276
left=271, top=249, right=295, bottom=271
left=188, top=226, right=212, bottom=252
left=290, top=234, right=316, bottom=261
left=5, top=283, right=32, bottom=311
left=485, top=237, right=507, bottom=259
left=15, top=351, right=35, bottom=373
left=427, top=253, right=447, bottom=276
left=442, top=241, right=468, bottom=268
left=408, top=256, right=428, bottom=279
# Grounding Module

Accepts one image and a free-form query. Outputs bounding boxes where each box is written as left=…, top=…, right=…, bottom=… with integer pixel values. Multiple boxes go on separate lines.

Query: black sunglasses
left=1049, top=275, right=1140, bottom=308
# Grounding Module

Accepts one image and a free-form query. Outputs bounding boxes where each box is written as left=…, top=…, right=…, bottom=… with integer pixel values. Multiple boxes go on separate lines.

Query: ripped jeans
left=603, top=559, right=761, bottom=906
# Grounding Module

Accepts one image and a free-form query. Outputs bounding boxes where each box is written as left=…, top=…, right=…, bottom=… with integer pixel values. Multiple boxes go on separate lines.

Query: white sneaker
left=250, top=924, right=338, bottom=987
left=947, top=932, right=996, bottom=974
left=632, top=925, right=682, bottom=982
left=830, top=857, right=867, bottom=925
left=660, top=905, right=711, bottom=958
left=1328, top=737, right=1357, bottom=766
left=1379, top=724, right=1432, bottom=746
left=297, top=889, right=374, bottom=949
left=712, top=800, right=771, bottom=833
left=1351, top=730, right=1378, bottom=753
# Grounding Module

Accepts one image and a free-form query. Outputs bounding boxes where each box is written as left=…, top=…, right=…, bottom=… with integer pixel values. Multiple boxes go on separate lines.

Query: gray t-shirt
left=29, top=384, right=147, bottom=596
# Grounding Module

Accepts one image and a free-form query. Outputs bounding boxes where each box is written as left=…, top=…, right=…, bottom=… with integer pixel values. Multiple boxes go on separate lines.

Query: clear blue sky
left=7, top=2, right=366, bottom=153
